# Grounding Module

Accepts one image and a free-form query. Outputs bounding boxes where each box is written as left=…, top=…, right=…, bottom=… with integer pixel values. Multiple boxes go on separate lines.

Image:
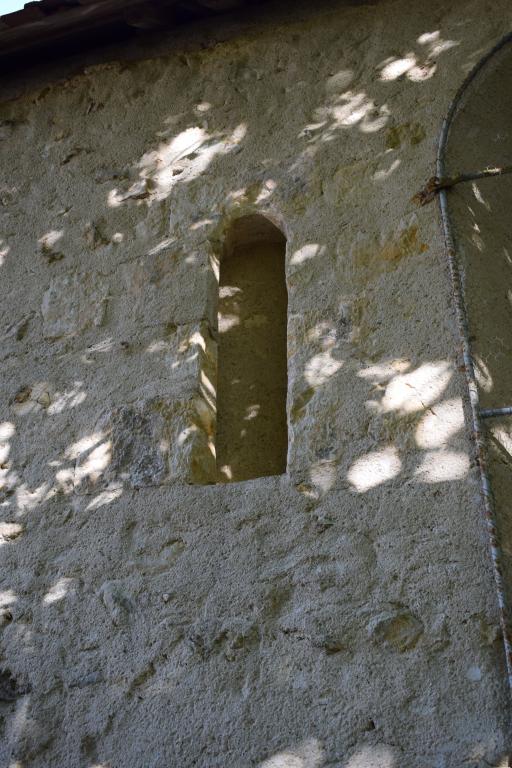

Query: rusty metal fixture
left=413, top=164, right=512, bottom=206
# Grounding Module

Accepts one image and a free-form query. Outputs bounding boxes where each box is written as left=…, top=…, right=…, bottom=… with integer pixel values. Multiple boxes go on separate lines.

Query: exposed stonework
left=0, top=1, right=512, bottom=766
left=41, top=272, right=109, bottom=339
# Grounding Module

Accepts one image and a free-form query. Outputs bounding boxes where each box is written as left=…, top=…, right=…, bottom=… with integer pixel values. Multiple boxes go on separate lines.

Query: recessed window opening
left=216, top=214, right=288, bottom=483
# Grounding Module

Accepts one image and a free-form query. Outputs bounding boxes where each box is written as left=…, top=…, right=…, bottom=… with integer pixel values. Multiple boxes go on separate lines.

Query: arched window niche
left=215, top=214, right=288, bottom=483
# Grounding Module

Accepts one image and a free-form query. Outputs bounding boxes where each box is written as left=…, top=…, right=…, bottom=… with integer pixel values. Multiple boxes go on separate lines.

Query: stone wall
left=0, top=1, right=512, bottom=765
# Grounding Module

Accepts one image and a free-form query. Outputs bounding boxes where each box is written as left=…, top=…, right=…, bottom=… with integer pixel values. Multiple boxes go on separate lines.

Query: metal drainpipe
left=437, top=31, right=512, bottom=694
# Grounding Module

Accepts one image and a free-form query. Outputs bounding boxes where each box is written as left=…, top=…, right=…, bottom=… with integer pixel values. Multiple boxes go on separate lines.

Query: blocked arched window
left=216, top=214, right=288, bottom=483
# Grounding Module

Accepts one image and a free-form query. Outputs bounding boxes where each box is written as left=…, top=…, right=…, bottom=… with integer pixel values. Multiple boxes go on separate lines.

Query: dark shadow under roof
left=0, top=0, right=264, bottom=69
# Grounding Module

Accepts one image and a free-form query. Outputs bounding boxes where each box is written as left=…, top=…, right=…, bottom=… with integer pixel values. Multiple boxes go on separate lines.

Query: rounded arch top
left=223, top=213, right=287, bottom=259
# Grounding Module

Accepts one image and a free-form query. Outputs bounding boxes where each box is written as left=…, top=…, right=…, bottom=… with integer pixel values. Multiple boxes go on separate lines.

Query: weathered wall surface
left=1, top=1, right=512, bottom=766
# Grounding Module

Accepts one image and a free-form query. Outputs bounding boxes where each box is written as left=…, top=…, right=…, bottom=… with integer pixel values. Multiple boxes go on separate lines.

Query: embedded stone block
left=41, top=272, right=108, bottom=339
left=78, top=395, right=216, bottom=490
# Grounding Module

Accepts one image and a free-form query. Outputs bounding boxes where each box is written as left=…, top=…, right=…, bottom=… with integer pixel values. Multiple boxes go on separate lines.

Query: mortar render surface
left=0, top=0, right=511, bottom=765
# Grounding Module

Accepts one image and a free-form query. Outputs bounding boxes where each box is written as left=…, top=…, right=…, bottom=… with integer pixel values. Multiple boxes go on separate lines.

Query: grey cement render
left=0, top=0, right=512, bottom=765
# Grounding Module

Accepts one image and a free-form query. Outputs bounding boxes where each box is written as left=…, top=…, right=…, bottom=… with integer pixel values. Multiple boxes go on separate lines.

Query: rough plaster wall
left=1, top=1, right=512, bottom=766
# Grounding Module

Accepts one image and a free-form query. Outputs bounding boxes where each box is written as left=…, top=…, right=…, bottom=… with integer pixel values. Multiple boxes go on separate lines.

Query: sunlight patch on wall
left=473, top=354, right=493, bottom=393
left=0, top=441, right=11, bottom=470
left=256, top=179, right=277, bottom=203
left=108, top=122, right=247, bottom=206
left=415, top=398, right=464, bottom=449
left=309, top=460, right=337, bottom=496
left=259, top=739, right=324, bottom=768
left=11, top=382, right=52, bottom=416
left=373, top=158, right=401, bottom=182
left=378, top=30, right=459, bottom=82
left=0, top=422, right=14, bottom=481
left=345, top=745, right=395, bottom=768
left=43, top=577, right=75, bottom=604
left=85, top=484, right=124, bottom=511
left=307, top=90, right=390, bottom=140
left=348, top=446, right=401, bottom=492
left=414, top=450, right=469, bottom=483
left=0, top=240, right=9, bottom=267
left=472, top=182, right=491, bottom=211
left=65, top=432, right=105, bottom=461
left=38, top=229, right=63, bottom=250
left=358, top=358, right=411, bottom=383
left=0, top=589, right=17, bottom=607
left=304, top=351, right=343, bottom=387
left=15, top=482, right=49, bottom=515
left=48, top=383, right=87, bottom=415
left=84, top=338, right=114, bottom=354
left=490, top=425, right=512, bottom=461
left=380, top=55, right=417, bottom=81
left=0, top=422, right=15, bottom=441
left=0, top=522, right=23, bottom=544
left=290, top=243, right=325, bottom=267
left=75, top=441, right=112, bottom=485
left=381, top=361, right=452, bottom=415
